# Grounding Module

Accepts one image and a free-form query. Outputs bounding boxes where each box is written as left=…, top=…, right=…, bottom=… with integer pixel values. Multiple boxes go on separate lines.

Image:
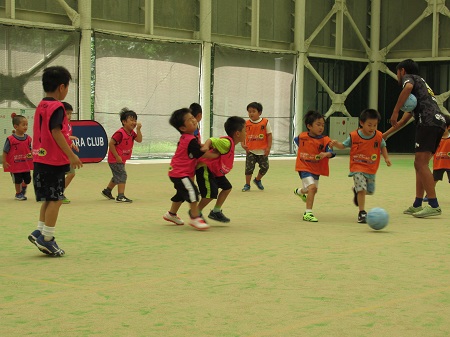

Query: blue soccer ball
left=401, top=94, right=417, bottom=112
left=367, top=207, right=389, bottom=230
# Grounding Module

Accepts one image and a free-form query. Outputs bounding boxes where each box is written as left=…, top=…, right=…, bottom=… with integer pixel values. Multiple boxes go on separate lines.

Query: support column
left=369, top=0, right=381, bottom=110
left=144, top=0, right=154, bottom=35
left=432, top=0, right=439, bottom=57
left=199, top=0, right=212, bottom=138
left=335, top=0, right=344, bottom=56
left=6, top=0, right=15, bottom=19
left=78, top=0, right=92, bottom=120
left=251, top=0, right=260, bottom=47
left=294, top=0, right=307, bottom=134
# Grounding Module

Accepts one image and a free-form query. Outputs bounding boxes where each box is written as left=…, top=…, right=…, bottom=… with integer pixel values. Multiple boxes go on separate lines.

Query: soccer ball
left=367, top=207, right=389, bottom=230
left=401, top=94, right=417, bottom=112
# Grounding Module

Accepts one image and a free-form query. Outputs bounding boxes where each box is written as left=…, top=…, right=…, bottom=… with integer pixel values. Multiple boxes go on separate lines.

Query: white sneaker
left=163, top=212, right=184, bottom=225
left=189, top=216, right=210, bottom=231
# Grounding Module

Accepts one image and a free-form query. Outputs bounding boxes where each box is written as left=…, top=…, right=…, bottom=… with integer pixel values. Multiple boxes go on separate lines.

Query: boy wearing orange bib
left=294, top=110, right=335, bottom=222
left=430, top=115, right=450, bottom=192
left=331, top=109, right=391, bottom=223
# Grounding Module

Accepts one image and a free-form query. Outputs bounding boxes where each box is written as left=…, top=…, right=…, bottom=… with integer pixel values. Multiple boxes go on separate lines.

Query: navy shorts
left=33, top=163, right=68, bottom=202
left=169, top=176, right=200, bottom=203
left=196, top=166, right=232, bottom=199
left=433, top=169, right=450, bottom=182
left=11, top=171, right=31, bottom=185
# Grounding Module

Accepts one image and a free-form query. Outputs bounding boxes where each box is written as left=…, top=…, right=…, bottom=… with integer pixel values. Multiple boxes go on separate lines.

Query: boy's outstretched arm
left=381, top=147, right=391, bottom=166
left=329, top=139, right=345, bottom=150
left=390, top=83, right=413, bottom=127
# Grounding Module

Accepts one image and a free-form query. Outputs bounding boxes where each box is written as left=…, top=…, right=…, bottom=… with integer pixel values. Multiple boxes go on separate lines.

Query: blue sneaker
left=28, top=230, right=41, bottom=246
left=35, top=235, right=65, bottom=256
left=253, top=179, right=264, bottom=190
left=15, top=193, right=27, bottom=201
left=242, top=184, right=251, bottom=192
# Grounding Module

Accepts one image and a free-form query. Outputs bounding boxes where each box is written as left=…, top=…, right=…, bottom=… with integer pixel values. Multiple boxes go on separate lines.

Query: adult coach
left=384, top=59, right=446, bottom=218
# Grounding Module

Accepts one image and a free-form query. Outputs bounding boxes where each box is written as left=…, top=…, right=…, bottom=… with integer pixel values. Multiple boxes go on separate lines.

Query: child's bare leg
left=44, top=200, right=63, bottom=228
left=15, top=183, right=21, bottom=194
left=189, top=202, right=200, bottom=218
left=245, top=174, right=252, bottom=185
left=169, top=201, right=183, bottom=214
left=39, top=202, right=49, bottom=222
left=305, top=184, right=317, bottom=210
left=255, top=173, right=264, bottom=181
left=415, top=153, right=435, bottom=198
left=65, top=173, right=75, bottom=188
left=214, top=189, right=231, bottom=209
left=107, top=180, right=116, bottom=191
left=117, top=183, right=126, bottom=195
left=357, top=191, right=366, bottom=212
left=198, top=198, right=213, bottom=211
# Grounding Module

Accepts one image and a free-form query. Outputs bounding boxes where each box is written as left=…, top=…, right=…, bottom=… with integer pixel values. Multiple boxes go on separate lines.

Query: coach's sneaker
left=242, top=184, right=251, bottom=192
left=294, top=189, right=307, bottom=203
left=163, top=211, right=184, bottom=225
left=358, top=210, right=367, bottom=223
left=208, top=210, right=230, bottom=223
left=189, top=216, right=210, bottom=231
left=35, top=236, right=65, bottom=257
left=303, top=212, right=318, bottom=222
left=28, top=230, right=41, bottom=246
left=101, top=189, right=115, bottom=200
left=352, top=187, right=358, bottom=206
left=412, top=205, right=442, bottom=218
left=15, top=193, right=27, bottom=201
left=253, top=178, right=264, bottom=190
left=403, top=205, right=423, bottom=215
left=116, top=195, right=133, bottom=203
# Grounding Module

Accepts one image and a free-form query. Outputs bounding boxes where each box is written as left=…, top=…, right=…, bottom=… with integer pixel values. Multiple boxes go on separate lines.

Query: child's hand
left=315, top=152, right=329, bottom=160
left=385, top=158, right=392, bottom=166
left=71, top=142, right=80, bottom=152
left=136, top=122, right=142, bottom=130
left=69, top=154, right=83, bottom=169
left=2, top=161, right=10, bottom=170
left=329, top=140, right=337, bottom=147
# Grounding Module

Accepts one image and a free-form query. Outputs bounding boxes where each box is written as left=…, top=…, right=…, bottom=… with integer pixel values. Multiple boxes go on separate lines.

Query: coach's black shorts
left=33, top=163, right=68, bottom=202
left=11, top=171, right=31, bottom=185
left=196, top=166, right=232, bottom=199
left=169, top=176, right=200, bottom=203
left=415, top=126, right=445, bottom=153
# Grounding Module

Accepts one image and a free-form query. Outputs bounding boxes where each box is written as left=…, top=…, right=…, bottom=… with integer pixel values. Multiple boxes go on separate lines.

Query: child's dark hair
left=303, top=110, right=324, bottom=127
left=170, top=108, right=191, bottom=134
left=12, top=115, right=26, bottom=126
left=359, top=109, right=381, bottom=123
left=396, top=59, right=419, bottom=75
left=224, top=116, right=246, bottom=137
left=42, top=66, right=72, bottom=92
left=120, top=107, right=137, bottom=124
left=62, top=102, right=73, bottom=112
left=247, top=102, right=263, bottom=113
left=189, top=103, right=202, bottom=118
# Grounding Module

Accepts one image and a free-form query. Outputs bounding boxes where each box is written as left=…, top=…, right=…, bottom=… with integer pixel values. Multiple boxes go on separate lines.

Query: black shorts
left=11, top=171, right=31, bottom=185
left=169, top=176, right=200, bottom=203
left=196, top=166, right=232, bottom=199
left=33, top=163, right=68, bottom=202
left=415, top=126, right=445, bottom=153
left=433, top=169, right=450, bottom=182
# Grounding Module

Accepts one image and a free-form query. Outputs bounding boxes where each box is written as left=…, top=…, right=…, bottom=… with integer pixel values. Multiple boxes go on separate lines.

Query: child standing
left=61, top=102, right=79, bottom=204
left=189, top=102, right=203, bottom=143
left=241, top=102, right=272, bottom=191
left=2, top=115, right=33, bottom=200
left=101, top=108, right=142, bottom=203
left=331, top=109, right=391, bottom=223
left=294, top=110, right=335, bottom=222
left=28, top=66, right=83, bottom=256
left=428, top=115, right=450, bottom=196
left=196, top=116, right=246, bottom=223
left=163, top=108, right=219, bottom=231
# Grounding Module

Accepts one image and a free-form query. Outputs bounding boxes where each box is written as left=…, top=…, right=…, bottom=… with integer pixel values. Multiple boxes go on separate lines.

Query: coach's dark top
left=402, top=74, right=445, bottom=130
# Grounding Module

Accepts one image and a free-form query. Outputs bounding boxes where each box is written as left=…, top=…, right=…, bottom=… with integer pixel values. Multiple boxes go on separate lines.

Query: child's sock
left=118, top=193, right=124, bottom=197
left=305, top=209, right=312, bottom=213
left=428, top=198, right=439, bottom=208
left=413, top=197, right=423, bottom=208
left=213, top=206, right=221, bottom=213
left=168, top=211, right=177, bottom=216
left=42, top=225, right=55, bottom=242
left=37, top=221, right=45, bottom=232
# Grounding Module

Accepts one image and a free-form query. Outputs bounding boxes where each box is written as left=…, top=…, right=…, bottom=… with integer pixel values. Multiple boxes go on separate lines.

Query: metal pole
left=294, top=0, right=306, bottom=134
left=78, top=0, right=92, bottom=120
left=199, top=0, right=212, bottom=138
left=251, top=0, right=260, bottom=47
left=6, top=0, right=15, bottom=19
left=369, top=0, right=381, bottom=109
left=144, top=0, right=154, bottom=35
